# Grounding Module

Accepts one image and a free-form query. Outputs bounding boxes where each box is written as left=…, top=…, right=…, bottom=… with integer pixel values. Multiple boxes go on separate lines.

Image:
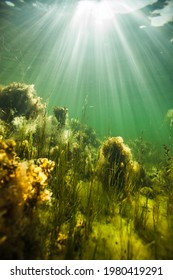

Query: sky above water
left=0, top=0, right=173, bottom=144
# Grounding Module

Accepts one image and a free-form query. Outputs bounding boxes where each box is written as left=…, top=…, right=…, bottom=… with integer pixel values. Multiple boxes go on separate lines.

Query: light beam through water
left=0, top=0, right=173, bottom=143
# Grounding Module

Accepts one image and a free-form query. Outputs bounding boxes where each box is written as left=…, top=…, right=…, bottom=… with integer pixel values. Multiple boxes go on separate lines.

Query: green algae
left=0, top=83, right=173, bottom=260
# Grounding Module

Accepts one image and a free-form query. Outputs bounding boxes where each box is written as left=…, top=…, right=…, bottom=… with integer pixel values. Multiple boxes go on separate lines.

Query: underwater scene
left=0, top=0, right=173, bottom=260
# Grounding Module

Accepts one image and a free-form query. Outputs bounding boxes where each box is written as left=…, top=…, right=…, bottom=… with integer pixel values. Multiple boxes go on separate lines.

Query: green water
left=1, top=0, right=173, bottom=260
left=0, top=0, right=173, bottom=142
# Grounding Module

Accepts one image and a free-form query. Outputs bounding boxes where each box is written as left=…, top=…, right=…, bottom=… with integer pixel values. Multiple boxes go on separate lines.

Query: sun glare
left=1, top=0, right=171, bottom=140
left=74, top=0, right=114, bottom=25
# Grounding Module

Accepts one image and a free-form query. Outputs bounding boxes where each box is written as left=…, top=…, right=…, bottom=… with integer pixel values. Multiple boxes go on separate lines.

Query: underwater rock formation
left=0, top=82, right=45, bottom=122
left=97, top=136, right=140, bottom=195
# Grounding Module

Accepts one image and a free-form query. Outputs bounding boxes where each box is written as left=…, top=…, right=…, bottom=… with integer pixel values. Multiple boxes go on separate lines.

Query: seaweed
left=1, top=82, right=173, bottom=260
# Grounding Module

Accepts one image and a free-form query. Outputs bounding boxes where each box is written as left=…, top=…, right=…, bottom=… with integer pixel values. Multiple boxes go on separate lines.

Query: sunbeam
left=0, top=0, right=173, bottom=142
left=1, top=0, right=173, bottom=262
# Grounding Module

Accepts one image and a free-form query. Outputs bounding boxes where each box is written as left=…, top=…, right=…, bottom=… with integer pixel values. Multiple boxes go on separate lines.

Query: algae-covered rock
left=0, top=82, right=45, bottom=122
left=97, top=137, right=141, bottom=194
left=53, top=106, right=68, bottom=128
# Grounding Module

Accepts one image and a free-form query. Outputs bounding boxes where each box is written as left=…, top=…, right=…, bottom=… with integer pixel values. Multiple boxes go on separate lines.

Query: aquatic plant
left=129, top=136, right=162, bottom=169
left=53, top=106, right=68, bottom=129
left=0, top=120, right=7, bottom=140
left=0, top=83, right=45, bottom=122
left=1, top=81, right=173, bottom=260
left=96, top=137, right=140, bottom=197
left=70, top=118, right=100, bottom=148
left=0, top=139, right=54, bottom=259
